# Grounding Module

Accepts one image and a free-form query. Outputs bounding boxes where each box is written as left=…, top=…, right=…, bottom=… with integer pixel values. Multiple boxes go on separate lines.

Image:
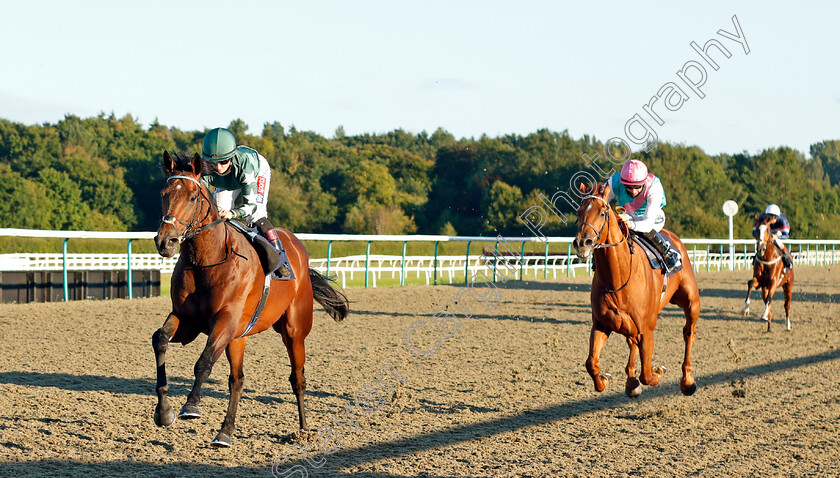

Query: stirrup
left=272, top=250, right=296, bottom=281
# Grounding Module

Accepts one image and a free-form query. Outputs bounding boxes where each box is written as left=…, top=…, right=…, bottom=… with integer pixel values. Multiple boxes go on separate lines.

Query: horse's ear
left=603, top=181, right=612, bottom=198
left=579, top=182, right=589, bottom=195
left=191, top=153, right=203, bottom=175
left=162, top=150, right=175, bottom=174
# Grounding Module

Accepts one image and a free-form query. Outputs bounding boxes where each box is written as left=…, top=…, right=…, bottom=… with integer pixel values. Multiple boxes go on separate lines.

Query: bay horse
left=152, top=151, right=349, bottom=447
left=572, top=182, right=700, bottom=397
left=741, top=220, right=793, bottom=331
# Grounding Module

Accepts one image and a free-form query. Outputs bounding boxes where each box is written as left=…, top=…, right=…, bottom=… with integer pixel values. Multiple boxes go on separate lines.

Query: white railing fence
left=1, top=229, right=838, bottom=290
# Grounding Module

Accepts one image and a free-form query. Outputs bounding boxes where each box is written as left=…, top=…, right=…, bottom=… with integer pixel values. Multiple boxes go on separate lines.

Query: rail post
left=464, top=241, right=471, bottom=284
left=544, top=241, right=549, bottom=279
left=326, top=240, right=333, bottom=278
left=365, top=241, right=371, bottom=288
left=433, top=241, right=439, bottom=285
left=401, top=241, right=407, bottom=286
left=62, top=238, right=69, bottom=301
left=127, top=239, right=133, bottom=300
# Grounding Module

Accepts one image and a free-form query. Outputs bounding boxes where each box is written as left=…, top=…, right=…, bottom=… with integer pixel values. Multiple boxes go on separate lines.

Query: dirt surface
left=1, top=266, right=839, bottom=477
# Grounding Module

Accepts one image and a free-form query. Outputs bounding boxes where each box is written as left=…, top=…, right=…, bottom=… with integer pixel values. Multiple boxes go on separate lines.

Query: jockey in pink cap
left=605, top=159, right=682, bottom=272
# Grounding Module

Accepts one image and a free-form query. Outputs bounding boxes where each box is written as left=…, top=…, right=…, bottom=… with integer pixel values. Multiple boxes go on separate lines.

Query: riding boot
left=255, top=218, right=295, bottom=280
left=780, top=245, right=793, bottom=270
left=639, top=229, right=681, bottom=272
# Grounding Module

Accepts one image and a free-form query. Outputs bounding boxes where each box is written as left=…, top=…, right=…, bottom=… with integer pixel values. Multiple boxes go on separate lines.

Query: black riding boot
left=639, top=229, right=681, bottom=272
left=778, top=244, right=793, bottom=270
left=255, top=218, right=295, bottom=280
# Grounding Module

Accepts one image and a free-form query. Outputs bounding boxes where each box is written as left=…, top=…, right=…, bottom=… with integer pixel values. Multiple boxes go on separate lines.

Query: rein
left=579, top=194, right=633, bottom=293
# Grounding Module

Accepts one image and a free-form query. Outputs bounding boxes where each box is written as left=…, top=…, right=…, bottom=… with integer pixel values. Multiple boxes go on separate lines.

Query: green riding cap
left=202, top=128, right=237, bottom=162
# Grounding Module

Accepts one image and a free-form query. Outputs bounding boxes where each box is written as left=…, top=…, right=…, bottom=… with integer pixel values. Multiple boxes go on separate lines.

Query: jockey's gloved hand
left=618, top=213, right=634, bottom=230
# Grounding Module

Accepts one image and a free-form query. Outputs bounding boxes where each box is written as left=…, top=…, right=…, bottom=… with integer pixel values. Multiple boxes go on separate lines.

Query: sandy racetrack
left=0, top=266, right=839, bottom=477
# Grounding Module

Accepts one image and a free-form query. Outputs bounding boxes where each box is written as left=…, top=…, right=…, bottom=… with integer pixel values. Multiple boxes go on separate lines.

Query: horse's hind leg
left=152, top=313, right=180, bottom=427
left=279, top=302, right=314, bottom=431
left=679, top=299, right=699, bottom=396
left=742, top=278, right=757, bottom=316
left=624, top=337, right=642, bottom=398
left=638, top=327, right=665, bottom=387
left=211, top=337, right=248, bottom=447
left=783, top=273, right=794, bottom=331
left=585, top=324, right=612, bottom=392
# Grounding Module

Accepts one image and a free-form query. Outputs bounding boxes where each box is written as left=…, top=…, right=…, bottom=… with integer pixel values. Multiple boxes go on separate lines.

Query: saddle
left=630, top=232, right=683, bottom=278
left=228, top=221, right=281, bottom=276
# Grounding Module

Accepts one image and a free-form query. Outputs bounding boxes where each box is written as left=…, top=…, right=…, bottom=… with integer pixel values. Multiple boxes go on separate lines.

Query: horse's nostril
left=168, top=237, right=178, bottom=244
left=584, top=238, right=594, bottom=247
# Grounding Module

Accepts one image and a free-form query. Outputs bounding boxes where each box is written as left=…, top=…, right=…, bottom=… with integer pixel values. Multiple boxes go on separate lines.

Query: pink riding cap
left=620, top=159, right=648, bottom=186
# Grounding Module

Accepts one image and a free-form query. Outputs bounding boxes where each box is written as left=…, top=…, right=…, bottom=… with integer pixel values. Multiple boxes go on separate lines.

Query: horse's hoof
left=681, top=382, right=697, bottom=396
left=596, top=373, right=611, bottom=391
left=179, top=403, right=201, bottom=420
left=625, top=379, right=642, bottom=398
left=210, top=432, right=231, bottom=448
left=154, top=406, right=176, bottom=427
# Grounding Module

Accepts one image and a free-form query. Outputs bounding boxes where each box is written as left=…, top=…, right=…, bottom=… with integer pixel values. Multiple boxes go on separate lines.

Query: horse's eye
left=190, top=195, right=198, bottom=201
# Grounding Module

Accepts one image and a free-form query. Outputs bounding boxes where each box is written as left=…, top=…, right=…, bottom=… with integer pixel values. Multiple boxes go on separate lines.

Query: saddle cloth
left=630, top=232, right=683, bottom=278
left=228, top=221, right=282, bottom=278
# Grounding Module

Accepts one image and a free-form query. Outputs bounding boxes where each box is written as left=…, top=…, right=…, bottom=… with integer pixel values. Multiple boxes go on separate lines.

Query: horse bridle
left=160, top=175, right=226, bottom=243
left=578, top=195, right=628, bottom=250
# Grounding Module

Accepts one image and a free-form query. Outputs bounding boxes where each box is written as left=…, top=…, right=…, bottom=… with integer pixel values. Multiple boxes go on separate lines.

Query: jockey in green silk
left=201, top=127, right=294, bottom=280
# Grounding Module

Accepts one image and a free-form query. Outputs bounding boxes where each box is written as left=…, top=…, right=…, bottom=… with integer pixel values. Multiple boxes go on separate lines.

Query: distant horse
left=152, top=151, right=349, bottom=447
left=572, top=182, right=700, bottom=397
left=741, top=220, right=793, bottom=331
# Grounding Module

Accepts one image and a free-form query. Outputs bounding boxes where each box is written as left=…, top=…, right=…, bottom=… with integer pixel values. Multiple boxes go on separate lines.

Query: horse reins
left=579, top=194, right=634, bottom=293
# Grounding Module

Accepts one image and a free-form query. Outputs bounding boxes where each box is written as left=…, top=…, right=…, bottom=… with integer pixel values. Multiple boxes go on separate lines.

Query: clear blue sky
left=1, top=0, right=838, bottom=157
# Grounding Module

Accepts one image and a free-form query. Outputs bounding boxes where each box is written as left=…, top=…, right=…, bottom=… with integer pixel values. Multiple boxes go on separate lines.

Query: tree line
left=1, top=113, right=838, bottom=239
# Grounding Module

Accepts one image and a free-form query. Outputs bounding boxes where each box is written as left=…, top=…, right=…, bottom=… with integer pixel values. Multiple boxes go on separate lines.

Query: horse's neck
left=594, top=216, right=631, bottom=290
left=181, top=221, right=229, bottom=267
left=760, top=238, right=780, bottom=261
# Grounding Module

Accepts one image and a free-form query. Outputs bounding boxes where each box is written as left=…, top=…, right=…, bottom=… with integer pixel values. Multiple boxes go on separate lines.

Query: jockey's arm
left=625, top=183, right=665, bottom=233
left=229, top=158, right=263, bottom=220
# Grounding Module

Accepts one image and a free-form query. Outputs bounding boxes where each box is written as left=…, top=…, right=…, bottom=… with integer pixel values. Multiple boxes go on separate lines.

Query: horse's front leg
left=180, top=311, right=237, bottom=421
left=741, top=277, right=757, bottom=316
left=783, top=272, right=794, bottom=331
left=624, top=337, right=642, bottom=398
left=211, top=337, right=248, bottom=447
left=761, top=285, right=775, bottom=331
left=585, top=324, right=612, bottom=392
left=153, top=313, right=180, bottom=427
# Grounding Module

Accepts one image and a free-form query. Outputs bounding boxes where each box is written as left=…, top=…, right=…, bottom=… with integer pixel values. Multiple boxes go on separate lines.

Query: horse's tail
left=309, top=268, right=350, bottom=322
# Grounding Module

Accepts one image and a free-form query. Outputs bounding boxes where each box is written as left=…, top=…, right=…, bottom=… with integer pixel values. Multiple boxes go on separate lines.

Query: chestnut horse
left=573, top=182, right=700, bottom=397
left=152, top=151, right=349, bottom=447
left=741, top=220, right=793, bottom=331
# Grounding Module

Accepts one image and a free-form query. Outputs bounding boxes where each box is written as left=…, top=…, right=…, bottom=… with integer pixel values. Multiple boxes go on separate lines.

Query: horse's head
left=573, top=181, right=615, bottom=260
left=756, top=223, right=778, bottom=261
left=154, top=151, right=214, bottom=257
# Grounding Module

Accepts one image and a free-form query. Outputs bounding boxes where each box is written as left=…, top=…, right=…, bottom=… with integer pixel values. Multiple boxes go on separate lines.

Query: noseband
left=160, top=175, right=226, bottom=243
